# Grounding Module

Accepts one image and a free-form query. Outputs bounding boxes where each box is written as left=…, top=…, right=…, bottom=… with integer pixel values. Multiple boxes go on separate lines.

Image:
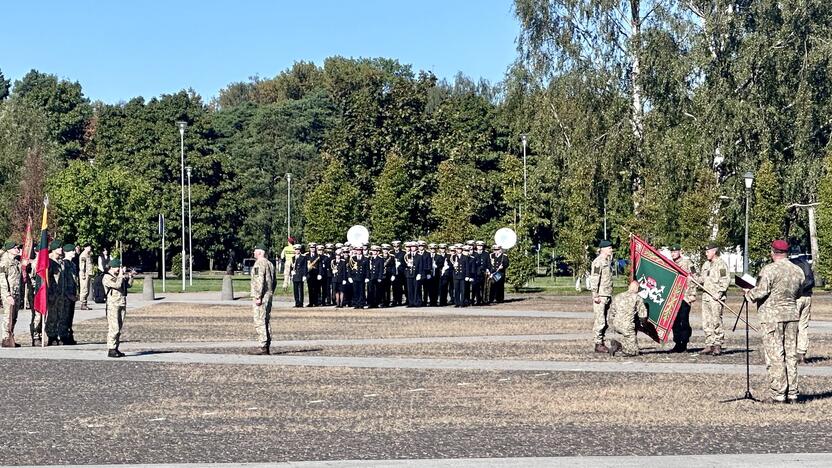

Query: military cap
left=253, top=244, right=267, bottom=252
left=343, top=242, right=351, bottom=247
left=418, top=240, right=427, bottom=246
left=109, top=258, right=122, bottom=268
left=492, top=244, right=501, bottom=250
left=293, top=243, right=304, bottom=250
left=772, top=239, right=789, bottom=252
left=463, top=245, right=472, bottom=251
left=362, top=242, right=369, bottom=247
left=49, top=239, right=63, bottom=251
left=325, top=243, right=334, bottom=248
left=454, top=243, right=463, bottom=249
left=438, top=243, right=447, bottom=249
left=335, top=242, right=344, bottom=248
left=670, top=243, right=682, bottom=251
left=428, top=243, right=437, bottom=249
left=3, top=241, right=18, bottom=250
left=391, top=240, right=401, bottom=245
left=381, top=243, right=391, bottom=250
left=598, top=240, right=612, bottom=248
left=705, top=242, right=719, bottom=251
left=475, top=240, right=485, bottom=246
left=334, top=248, right=342, bottom=255
left=63, top=243, right=75, bottom=252
left=369, top=245, right=379, bottom=251
left=465, top=240, right=475, bottom=246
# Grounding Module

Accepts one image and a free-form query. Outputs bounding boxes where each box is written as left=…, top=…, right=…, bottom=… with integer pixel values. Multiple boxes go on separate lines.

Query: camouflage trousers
left=610, top=318, right=639, bottom=356
left=701, top=297, right=724, bottom=346
left=1, top=300, right=19, bottom=341
left=80, top=276, right=91, bottom=306
left=106, top=304, right=126, bottom=350
left=592, top=296, right=611, bottom=345
left=253, top=297, right=273, bottom=348
left=760, top=320, right=799, bottom=401
left=796, top=296, right=812, bottom=355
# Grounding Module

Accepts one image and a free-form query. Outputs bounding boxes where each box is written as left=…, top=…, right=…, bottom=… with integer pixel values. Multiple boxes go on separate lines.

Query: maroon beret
left=771, top=240, right=789, bottom=252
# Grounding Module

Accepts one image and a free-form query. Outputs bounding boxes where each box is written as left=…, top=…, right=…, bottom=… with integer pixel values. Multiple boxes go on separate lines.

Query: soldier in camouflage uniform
left=45, top=240, right=65, bottom=346
left=588, top=240, right=614, bottom=353
left=696, top=242, right=730, bottom=356
left=60, top=243, right=79, bottom=345
left=250, top=245, right=275, bottom=355
left=0, top=242, right=22, bottom=347
left=607, top=281, right=649, bottom=357
left=790, top=255, right=814, bottom=363
left=78, top=244, right=93, bottom=310
left=744, top=240, right=804, bottom=403
left=102, top=258, right=134, bottom=358
left=670, top=243, right=696, bottom=353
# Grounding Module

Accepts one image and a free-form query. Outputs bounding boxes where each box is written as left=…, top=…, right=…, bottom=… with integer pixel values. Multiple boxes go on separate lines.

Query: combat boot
left=250, top=346, right=270, bottom=356
left=711, top=345, right=723, bottom=356
left=32, top=338, right=42, bottom=347
left=594, top=343, right=609, bottom=353
left=107, top=349, right=124, bottom=358
left=699, top=345, right=713, bottom=356
left=46, top=337, right=59, bottom=346
left=607, top=340, right=622, bottom=356
left=669, top=343, right=687, bottom=353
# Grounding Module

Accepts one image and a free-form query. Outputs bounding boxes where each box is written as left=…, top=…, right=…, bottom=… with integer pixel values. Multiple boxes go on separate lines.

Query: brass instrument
left=307, top=255, right=321, bottom=271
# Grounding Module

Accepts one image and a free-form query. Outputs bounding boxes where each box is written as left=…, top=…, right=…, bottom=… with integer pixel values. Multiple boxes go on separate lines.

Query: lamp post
left=286, top=173, right=292, bottom=240
left=743, top=171, right=754, bottom=274
left=176, top=120, right=187, bottom=291
left=520, top=134, right=528, bottom=223
left=186, top=165, right=193, bottom=286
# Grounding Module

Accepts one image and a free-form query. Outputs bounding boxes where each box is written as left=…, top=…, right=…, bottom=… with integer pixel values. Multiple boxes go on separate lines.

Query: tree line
left=1, top=0, right=831, bottom=285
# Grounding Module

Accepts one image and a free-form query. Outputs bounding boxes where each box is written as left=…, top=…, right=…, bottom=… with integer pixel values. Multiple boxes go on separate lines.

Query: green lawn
left=128, top=274, right=294, bottom=297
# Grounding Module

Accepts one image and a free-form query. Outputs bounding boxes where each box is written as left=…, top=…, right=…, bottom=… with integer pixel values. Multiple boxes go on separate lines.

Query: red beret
left=771, top=240, right=789, bottom=252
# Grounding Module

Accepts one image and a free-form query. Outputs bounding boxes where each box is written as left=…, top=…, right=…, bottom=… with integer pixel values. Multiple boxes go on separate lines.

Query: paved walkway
left=13, top=452, right=832, bottom=467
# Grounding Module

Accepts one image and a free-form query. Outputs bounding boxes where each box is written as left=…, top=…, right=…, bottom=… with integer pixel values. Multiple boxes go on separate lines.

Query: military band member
left=381, top=244, right=396, bottom=307
left=588, top=240, right=614, bottom=353
left=349, top=247, right=369, bottom=309
left=102, top=258, right=134, bottom=358
left=696, top=242, right=730, bottom=356
left=438, top=244, right=453, bottom=306
left=489, top=244, right=509, bottom=303
left=78, top=244, right=93, bottom=310
left=306, top=243, right=323, bottom=307
left=744, top=240, right=805, bottom=403
left=333, top=248, right=348, bottom=308
left=404, top=242, right=419, bottom=307
left=322, top=243, right=334, bottom=306
left=0, top=242, right=22, bottom=348
left=472, top=241, right=486, bottom=305
left=414, top=241, right=430, bottom=307
left=291, top=244, right=308, bottom=308
left=60, top=243, right=78, bottom=345
left=367, top=245, right=384, bottom=308
left=391, top=241, right=406, bottom=306
left=249, top=245, right=275, bottom=355
left=670, top=243, right=696, bottom=353
left=424, top=243, right=441, bottom=307
left=452, top=245, right=470, bottom=307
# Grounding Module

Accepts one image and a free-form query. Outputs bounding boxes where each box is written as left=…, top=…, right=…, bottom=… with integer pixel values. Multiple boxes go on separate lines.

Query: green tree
left=302, top=155, right=360, bottom=242
left=370, top=152, right=414, bottom=241
left=678, top=168, right=719, bottom=253
left=430, top=159, right=477, bottom=241
left=0, top=69, right=10, bottom=101
left=816, top=152, right=832, bottom=283
left=507, top=237, right=536, bottom=292
left=749, top=159, right=784, bottom=269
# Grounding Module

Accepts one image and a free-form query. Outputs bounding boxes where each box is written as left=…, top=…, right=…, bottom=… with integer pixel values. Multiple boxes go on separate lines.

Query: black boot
left=608, top=340, right=622, bottom=356
left=107, top=349, right=123, bottom=358
left=249, top=346, right=270, bottom=355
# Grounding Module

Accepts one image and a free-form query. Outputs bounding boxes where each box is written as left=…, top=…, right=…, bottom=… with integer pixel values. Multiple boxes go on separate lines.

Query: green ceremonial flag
left=630, top=235, right=689, bottom=343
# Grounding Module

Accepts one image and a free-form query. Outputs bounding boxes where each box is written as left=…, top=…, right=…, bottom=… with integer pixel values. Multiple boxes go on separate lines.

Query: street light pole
left=176, top=120, right=187, bottom=291
left=286, top=173, right=292, bottom=240
left=186, top=165, right=193, bottom=286
left=743, top=171, right=754, bottom=274
left=521, top=134, right=527, bottom=224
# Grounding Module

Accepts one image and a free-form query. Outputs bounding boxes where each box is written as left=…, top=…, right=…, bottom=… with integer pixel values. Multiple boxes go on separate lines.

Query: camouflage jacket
left=588, top=254, right=614, bottom=297
left=250, top=257, right=275, bottom=302
left=700, top=256, right=729, bottom=300
left=609, top=291, right=648, bottom=329
left=0, top=251, right=22, bottom=300
left=674, top=256, right=697, bottom=302
left=79, top=252, right=94, bottom=279
left=102, top=271, right=133, bottom=307
left=748, top=258, right=804, bottom=323
left=48, top=256, right=65, bottom=303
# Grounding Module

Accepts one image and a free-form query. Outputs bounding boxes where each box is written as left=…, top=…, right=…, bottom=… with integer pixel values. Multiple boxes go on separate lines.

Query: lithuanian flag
left=33, top=200, right=49, bottom=315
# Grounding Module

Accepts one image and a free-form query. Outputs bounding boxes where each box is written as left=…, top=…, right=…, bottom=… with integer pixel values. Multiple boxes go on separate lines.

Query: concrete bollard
left=221, top=274, right=234, bottom=300
left=142, top=274, right=155, bottom=301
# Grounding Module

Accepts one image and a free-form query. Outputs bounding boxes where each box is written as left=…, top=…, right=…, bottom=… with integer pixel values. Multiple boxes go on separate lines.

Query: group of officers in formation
left=249, top=238, right=510, bottom=355
left=589, top=238, right=814, bottom=404
left=0, top=240, right=133, bottom=358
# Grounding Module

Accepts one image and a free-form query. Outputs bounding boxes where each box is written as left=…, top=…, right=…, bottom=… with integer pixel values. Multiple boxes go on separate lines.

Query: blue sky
left=2, top=0, right=519, bottom=103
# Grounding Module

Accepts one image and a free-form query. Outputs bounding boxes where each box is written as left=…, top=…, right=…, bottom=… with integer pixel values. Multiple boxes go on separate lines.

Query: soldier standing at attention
left=415, top=241, right=430, bottom=307
left=489, top=245, right=509, bottom=304
left=790, top=254, right=814, bottom=363
left=323, top=244, right=335, bottom=306
left=78, top=245, right=93, bottom=310
left=588, top=240, right=614, bottom=353
left=381, top=244, right=395, bottom=307
left=697, top=242, right=730, bottom=356
left=60, top=243, right=79, bottom=345
left=744, top=240, right=805, bottom=403
left=291, top=244, right=307, bottom=308
left=102, top=258, right=134, bottom=358
left=391, top=241, right=406, bottom=306
left=451, top=244, right=468, bottom=307
left=350, top=246, right=369, bottom=309
left=367, top=245, right=383, bottom=308
left=280, top=237, right=295, bottom=291
left=306, top=243, right=322, bottom=307
left=0, top=242, right=22, bottom=348
left=670, top=243, right=696, bottom=353
left=249, top=245, right=274, bottom=355
left=472, top=241, right=487, bottom=305
left=45, top=240, right=65, bottom=346
left=425, top=243, right=440, bottom=307
left=404, top=242, right=419, bottom=307
left=438, top=244, right=453, bottom=306
left=607, top=281, right=649, bottom=357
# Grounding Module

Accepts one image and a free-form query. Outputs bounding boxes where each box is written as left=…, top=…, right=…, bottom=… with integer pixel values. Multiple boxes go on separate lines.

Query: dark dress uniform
left=489, top=250, right=509, bottom=303
left=452, top=251, right=469, bottom=307
left=392, top=245, right=406, bottom=306
left=429, top=251, right=444, bottom=306
left=404, top=249, right=420, bottom=307
left=306, top=251, right=322, bottom=306
left=321, top=252, right=332, bottom=306
left=349, top=255, right=369, bottom=308
left=292, top=252, right=308, bottom=307
left=367, top=252, right=384, bottom=308
left=382, top=250, right=396, bottom=307
left=439, top=249, right=453, bottom=306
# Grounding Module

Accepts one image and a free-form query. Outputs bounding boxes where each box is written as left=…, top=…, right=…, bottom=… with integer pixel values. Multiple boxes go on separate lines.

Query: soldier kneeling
left=608, top=281, right=648, bottom=357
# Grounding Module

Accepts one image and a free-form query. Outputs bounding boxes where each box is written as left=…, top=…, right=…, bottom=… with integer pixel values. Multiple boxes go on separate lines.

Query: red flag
left=21, top=216, right=33, bottom=283
left=34, top=202, right=49, bottom=315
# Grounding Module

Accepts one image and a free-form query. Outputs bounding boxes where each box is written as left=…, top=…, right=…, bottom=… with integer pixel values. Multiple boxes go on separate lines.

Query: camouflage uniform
left=747, top=258, right=804, bottom=401
left=699, top=256, right=729, bottom=346
left=44, top=253, right=65, bottom=343
left=0, top=251, right=22, bottom=344
left=609, top=290, right=648, bottom=356
left=102, top=267, right=133, bottom=351
left=79, top=250, right=93, bottom=308
left=24, top=263, right=39, bottom=344
left=60, top=255, right=79, bottom=343
left=250, top=256, right=275, bottom=348
left=588, top=253, right=614, bottom=345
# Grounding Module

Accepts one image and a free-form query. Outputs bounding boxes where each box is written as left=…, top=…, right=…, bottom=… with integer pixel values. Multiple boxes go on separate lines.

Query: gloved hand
left=317, top=275, right=322, bottom=281
left=342, top=280, right=347, bottom=285
left=426, top=274, right=432, bottom=280
left=302, top=276, right=307, bottom=282
left=364, top=278, right=369, bottom=283
left=377, top=279, right=382, bottom=283
left=348, top=278, right=354, bottom=284
left=391, top=275, right=396, bottom=281
left=416, top=274, right=421, bottom=281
